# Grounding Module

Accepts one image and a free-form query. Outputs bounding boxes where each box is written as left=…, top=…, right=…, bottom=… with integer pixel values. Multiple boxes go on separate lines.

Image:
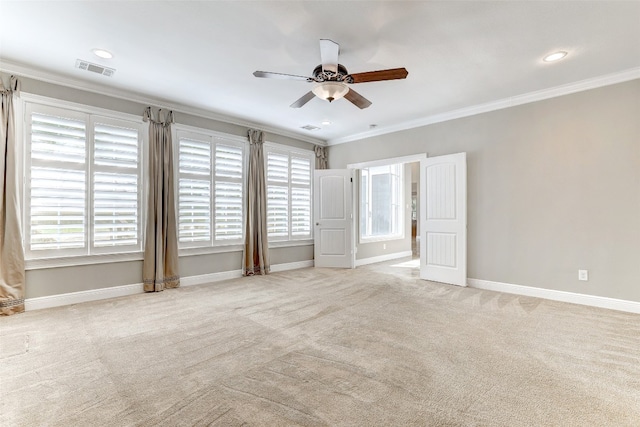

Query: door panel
left=314, top=169, right=355, bottom=268
left=420, top=153, right=467, bottom=286
left=319, top=175, right=346, bottom=219
left=426, top=232, right=457, bottom=268
left=319, top=229, right=347, bottom=255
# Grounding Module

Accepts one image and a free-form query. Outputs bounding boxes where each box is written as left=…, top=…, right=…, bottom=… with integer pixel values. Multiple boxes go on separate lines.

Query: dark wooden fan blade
left=319, top=39, right=339, bottom=74
left=290, top=91, right=316, bottom=108
left=348, top=67, right=408, bottom=84
left=253, top=71, right=312, bottom=82
left=344, top=88, right=372, bottom=109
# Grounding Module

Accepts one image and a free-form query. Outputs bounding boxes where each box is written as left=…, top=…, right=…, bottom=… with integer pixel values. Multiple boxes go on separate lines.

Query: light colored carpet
left=1, top=259, right=639, bottom=426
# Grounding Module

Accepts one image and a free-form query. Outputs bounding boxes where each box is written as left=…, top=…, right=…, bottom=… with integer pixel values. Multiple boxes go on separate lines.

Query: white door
left=314, top=169, right=355, bottom=268
left=420, top=152, right=467, bottom=286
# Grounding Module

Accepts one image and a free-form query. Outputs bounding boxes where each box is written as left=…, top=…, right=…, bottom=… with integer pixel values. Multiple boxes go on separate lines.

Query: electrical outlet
left=578, top=270, right=589, bottom=281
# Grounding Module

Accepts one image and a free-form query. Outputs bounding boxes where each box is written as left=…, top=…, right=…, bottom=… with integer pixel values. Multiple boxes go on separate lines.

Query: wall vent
left=75, top=59, right=115, bottom=77
left=301, top=125, right=320, bottom=131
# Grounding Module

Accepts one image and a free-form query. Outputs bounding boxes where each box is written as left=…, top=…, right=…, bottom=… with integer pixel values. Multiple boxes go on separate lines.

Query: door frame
left=347, top=153, right=427, bottom=263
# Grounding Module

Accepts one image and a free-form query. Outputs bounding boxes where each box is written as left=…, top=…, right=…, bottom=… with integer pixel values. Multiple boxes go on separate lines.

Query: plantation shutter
left=26, top=103, right=144, bottom=260
left=29, top=112, right=87, bottom=252
left=93, top=123, right=140, bottom=248
left=266, top=152, right=289, bottom=238
left=178, top=138, right=212, bottom=243
left=30, top=168, right=86, bottom=251
left=265, top=147, right=313, bottom=241
left=176, top=134, right=245, bottom=247
left=214, top=144, right=243, bottom=240
left=291, top=156, right=311, bottom=237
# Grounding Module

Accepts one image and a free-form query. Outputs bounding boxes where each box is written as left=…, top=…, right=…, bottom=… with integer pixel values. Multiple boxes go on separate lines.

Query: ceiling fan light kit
left=254, top=39, right=408, bottom=109
left=312, top=82, right=349, bottom=102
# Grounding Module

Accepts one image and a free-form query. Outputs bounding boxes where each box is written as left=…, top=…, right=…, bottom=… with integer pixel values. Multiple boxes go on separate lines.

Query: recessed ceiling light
left=543, top=51, right=567, bottom=62
left=92, top=49, right=113, bottom=59
left=321, top=120, right=331, bottom=126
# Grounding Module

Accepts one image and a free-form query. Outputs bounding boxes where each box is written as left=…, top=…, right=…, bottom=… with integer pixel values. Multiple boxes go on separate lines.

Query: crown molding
left=327, top=67, right=640, bottom=146
left=0, top=60, right=327, bottom=146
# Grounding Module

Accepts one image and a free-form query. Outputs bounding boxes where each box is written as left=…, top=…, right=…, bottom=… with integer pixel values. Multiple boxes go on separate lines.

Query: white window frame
left=173, top=125, right=246, bottom=254
left=358, top=163, right=405, bottom=243
left=21, top=94, right=146, bottom=267
left=264, top=142, right=314, bottom=244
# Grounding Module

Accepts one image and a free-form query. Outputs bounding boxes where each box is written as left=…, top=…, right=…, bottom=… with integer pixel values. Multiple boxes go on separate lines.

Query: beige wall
left=329, top=79, right=640, bottom=303
left=26, top=261, right=142, bottom=298
left=11, top=74, right=316, bottom=299
left=25, top=245, right=313, bottom=299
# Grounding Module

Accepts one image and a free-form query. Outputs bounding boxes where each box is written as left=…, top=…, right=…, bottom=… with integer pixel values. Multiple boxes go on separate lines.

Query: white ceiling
left=1, top=1, right=639, bottom=145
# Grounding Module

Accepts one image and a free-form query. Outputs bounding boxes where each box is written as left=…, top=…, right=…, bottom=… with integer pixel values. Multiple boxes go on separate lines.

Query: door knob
left=316, top=222, right=320, bottom=226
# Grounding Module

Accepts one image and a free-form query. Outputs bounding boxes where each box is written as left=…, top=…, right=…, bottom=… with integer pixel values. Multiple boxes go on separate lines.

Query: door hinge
left=350, top=177, right=353, bottom=182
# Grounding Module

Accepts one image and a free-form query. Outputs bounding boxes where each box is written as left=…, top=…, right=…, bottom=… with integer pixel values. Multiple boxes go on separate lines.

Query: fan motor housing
left=312, top=64, right=351, bottom=82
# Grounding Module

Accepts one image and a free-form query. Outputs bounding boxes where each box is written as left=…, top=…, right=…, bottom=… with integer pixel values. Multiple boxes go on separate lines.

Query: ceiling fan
left=253, top=39, right=408, bottom=109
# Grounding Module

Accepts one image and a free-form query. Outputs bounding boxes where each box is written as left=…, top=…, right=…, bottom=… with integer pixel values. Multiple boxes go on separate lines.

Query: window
left=176, top=129, right=244, bottom=248
left=25, top=102, right=144, bottom=259
left=360, top=163, right=403, bottom=241
left=265, top=144, right=313, bottom=241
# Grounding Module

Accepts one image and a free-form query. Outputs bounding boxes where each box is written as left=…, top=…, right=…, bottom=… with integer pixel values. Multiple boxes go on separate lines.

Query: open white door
left=420, top=152, right=467, bottom=286
left=314, top=169, right=355, bottom=268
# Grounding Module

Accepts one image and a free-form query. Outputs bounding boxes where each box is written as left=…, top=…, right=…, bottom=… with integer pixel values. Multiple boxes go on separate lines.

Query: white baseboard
left=467, top=278, right=640, bottom=314
left=271, top=260, right=314, bottom=272
left=25, top=283, right=144, bottom=311
left=355, top=250, right=413, bottom=267
left=29, top=263, right=638, bottom=315
left=25, top=260, right=313, bottom=311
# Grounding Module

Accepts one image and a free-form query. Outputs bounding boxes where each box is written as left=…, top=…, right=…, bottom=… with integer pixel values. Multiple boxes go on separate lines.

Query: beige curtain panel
left=0, top=76, right=25, bottom=316
left=314, top=145, right=328, bottom=170
left=142, top=107, right=180, bottom=292
left=243, top=129, right=270, bottom=275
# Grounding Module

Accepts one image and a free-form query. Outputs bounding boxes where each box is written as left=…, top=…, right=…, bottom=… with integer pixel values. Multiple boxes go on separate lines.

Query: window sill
left=359, top=234, right=405, bottom=244
left=25, top=252, right=144, bottom=270
left=178, top=244, right=244, bottom=257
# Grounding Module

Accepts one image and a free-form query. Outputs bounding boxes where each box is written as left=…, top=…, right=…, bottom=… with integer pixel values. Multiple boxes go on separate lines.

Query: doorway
left=347, top=154, right=426, bottom=268
left=410, top=161, right=420, bottom=259
left=316, top=152, right=467, bottom=287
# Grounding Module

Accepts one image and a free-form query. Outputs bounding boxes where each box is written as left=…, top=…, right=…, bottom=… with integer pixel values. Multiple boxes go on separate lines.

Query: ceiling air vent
left=75, top=59, right=115, bottom=77
left=301, top=125, right=320, bottom=131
